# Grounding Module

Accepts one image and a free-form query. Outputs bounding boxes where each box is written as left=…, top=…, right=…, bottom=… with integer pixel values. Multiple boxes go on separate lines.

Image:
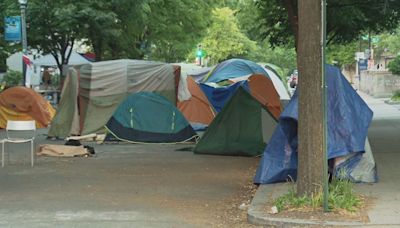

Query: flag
left=23, top=54, right=33, bottom=88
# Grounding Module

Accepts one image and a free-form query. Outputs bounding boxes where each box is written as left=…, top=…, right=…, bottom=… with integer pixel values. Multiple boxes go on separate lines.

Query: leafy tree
left=253, top=0, right=400, bottom=49
left=326, top=42, right=358, bottom=67
left=1, top=70, right=23, bottom=87
left=143, top=0, right=214, bottom=63
left=79, top=0, right=149, bottom=61
left=200, top=7, right=257, bottom=65
left=373, top=27, right=400, bottom=61
left=248, top=41, right=296, bottom=77
left=27, top=0, right=89, bottom=76
left=388, top=55, right=400, bottom=75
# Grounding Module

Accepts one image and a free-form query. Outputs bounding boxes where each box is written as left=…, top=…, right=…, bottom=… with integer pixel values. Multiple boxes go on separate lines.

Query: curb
left=247, top=184, right=389, bottom=227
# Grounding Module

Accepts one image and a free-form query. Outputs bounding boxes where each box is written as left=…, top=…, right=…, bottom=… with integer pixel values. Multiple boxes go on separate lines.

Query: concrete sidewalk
left=248, top=91, right=400, bottom=227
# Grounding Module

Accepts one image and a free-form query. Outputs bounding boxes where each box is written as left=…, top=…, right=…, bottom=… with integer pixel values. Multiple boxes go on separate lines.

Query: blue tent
left=105, top=92, right=198, bottom=144
left=203, top=59, right=270, bottom=83
left=254, top=65, right=377, bottom=184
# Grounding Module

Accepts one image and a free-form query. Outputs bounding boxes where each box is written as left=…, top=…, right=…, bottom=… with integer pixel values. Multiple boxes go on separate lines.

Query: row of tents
left=0, top=58, right=377, bottom=184
left=46, top=58, right=288, bottom=146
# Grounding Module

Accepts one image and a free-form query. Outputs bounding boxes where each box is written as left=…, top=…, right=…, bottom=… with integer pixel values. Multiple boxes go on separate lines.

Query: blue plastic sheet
left=254, top=65, right=374, bottom=184
left=200, top=81, right=249, bottom=113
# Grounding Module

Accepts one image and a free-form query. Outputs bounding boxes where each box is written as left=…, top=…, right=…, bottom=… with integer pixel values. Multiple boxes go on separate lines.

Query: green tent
left=194, top=87, right=278, bottom=156
left=105, top=92, right=198, bottom=144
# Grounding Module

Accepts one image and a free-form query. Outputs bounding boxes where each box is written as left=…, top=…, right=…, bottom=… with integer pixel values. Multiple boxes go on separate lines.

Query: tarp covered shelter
left=48, top=59, right=178, bottom=138
left=0, top=86, right=55, bottom=128
left=200, top=74, right=282, bottom=119
left=254, top=65, right=377, bottom=184
left=202, top=58, right=270, bottom=83
left=105, top=92, right=198, bottom=143
left=177, top=75, right=215, bottom=127
left=200, top=81, right=247, bottom=113
left=194, top=87, right=278, bottom=156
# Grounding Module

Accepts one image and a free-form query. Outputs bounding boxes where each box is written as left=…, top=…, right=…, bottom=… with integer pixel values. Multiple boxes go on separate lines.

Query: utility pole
left=297, top=0, right=328, bottom=210
left=19, top=0, right=28, bottom=87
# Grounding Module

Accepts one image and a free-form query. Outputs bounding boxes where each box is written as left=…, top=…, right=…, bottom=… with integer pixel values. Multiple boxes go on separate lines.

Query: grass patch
left=274, top=178, right=362, bottom=213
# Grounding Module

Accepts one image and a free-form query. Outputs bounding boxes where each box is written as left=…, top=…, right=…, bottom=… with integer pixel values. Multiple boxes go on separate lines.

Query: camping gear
left=38, top=144, right=90, bottom=157
left=105, top=92, right=198, bottom=144
left=48, top=60, right=178, bottom=138
left=202, top=58, right=270, bottom=83
left=200, top=74, right=282, bottom=119
left=262, top=66, right=291, bottom=101
left=177, top=75, right=215, bottom=127
left=254, top=64, right=377, bottom=184
left=194, top=87, right=278, bottom=157
left=0, top=87, right=55, bottom=128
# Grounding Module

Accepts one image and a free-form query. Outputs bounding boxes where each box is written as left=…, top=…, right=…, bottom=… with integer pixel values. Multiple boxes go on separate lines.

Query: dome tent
left=105, top=92, right=198, bottom=144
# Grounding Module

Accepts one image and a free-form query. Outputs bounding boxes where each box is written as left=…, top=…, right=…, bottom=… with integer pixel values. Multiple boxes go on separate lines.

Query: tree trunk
left=297, top=0, right=324, bottom=196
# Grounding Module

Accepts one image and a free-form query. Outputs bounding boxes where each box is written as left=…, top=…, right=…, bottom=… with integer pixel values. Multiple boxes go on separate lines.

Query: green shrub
left=388, top=55, right=400, bottom=75
left=391, top=90, right=400, bottom=101
left=1, top=70, right=23, bottom=87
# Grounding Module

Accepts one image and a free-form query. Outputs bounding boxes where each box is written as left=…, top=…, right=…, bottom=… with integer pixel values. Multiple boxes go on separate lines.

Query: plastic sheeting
left=254, top=65, right=375, bottom=184
left=200, top=81, right=249, bottom=113
left=203, top=59, right=270, bottom=83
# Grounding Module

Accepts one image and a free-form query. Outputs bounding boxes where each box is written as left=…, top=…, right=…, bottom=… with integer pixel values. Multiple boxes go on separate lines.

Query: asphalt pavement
left=0, top=131, right=259, bottom=227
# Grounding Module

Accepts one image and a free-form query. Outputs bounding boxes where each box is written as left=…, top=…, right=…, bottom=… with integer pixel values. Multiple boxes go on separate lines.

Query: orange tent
left=177, top=76, right=215, bottom=125
left=0, top=86, right=55, bottom=128
left=248, top=74, right=283, bottom=119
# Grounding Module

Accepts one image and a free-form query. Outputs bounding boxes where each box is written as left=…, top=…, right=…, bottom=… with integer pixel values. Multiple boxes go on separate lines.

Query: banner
left=4, top=16, right=21, bottom=42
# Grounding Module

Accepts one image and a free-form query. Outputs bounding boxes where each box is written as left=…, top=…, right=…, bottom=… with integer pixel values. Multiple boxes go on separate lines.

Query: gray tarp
left=49, top=59, right=177, bottom=137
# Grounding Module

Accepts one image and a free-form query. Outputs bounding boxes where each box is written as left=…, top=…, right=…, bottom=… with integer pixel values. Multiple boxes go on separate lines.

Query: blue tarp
left=200, top=81, right=249, bottom=113
left=254, top=65, right=375, bottom=184
left=203, top=59, right=270, bottom=83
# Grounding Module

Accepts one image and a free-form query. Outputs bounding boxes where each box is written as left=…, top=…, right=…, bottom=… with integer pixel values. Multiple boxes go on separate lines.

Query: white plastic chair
left=1, top=120, right=36, bottom=167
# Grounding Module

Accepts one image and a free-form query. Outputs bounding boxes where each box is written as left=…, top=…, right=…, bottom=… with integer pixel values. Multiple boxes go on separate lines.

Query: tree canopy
left=200, top=7, right=257, bottom=65
left=253, top=0, right=400, bottom=49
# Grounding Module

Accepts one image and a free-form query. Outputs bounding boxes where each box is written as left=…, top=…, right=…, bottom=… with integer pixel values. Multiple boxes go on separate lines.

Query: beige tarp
left=37, top=144, right=89, bottom=157
left=49, top=59, right=177, bottom=137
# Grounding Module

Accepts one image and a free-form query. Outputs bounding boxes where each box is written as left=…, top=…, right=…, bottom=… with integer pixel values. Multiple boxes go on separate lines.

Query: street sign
left=358, top=59, right=368, bottom=71
left=355, top=52, right=365, bottom=60
left=4, top=16, right=21, bottom=42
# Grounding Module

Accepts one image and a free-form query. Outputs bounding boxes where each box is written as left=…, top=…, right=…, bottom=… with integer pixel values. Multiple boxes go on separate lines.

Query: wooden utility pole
left=297, top=0, right=325, bottom=196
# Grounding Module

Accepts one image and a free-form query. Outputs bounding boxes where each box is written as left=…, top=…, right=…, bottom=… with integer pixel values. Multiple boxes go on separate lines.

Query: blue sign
left=4, top=16, right=21, bottom=42
left=358, top=59, right=368, bottom=71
